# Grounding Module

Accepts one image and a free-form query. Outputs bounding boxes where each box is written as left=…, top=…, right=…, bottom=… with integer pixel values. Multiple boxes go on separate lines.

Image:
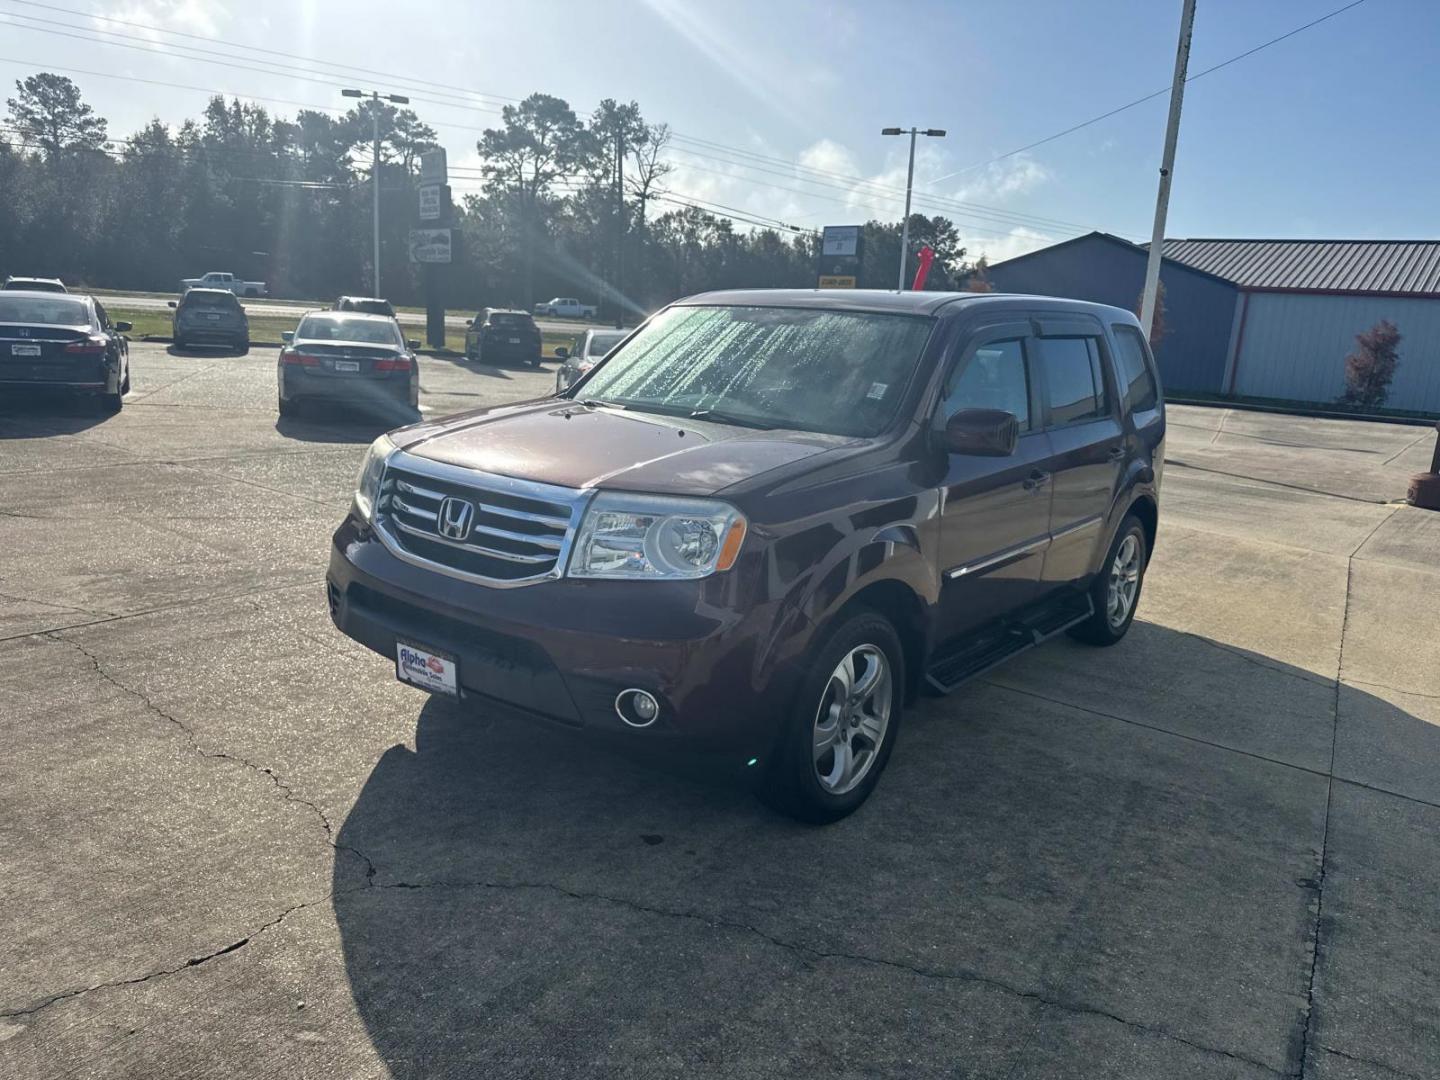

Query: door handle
left=1107, top=446, right=1125, bottom=462
left=1022, top=469, right=1050, bottom=492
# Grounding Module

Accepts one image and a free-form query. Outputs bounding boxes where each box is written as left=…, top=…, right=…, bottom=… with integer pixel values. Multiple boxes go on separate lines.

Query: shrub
left=1339, top=319, right=1401, bottom=408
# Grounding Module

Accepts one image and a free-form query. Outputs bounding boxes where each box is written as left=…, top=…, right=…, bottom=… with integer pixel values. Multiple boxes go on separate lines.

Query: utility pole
left=1139, top=0, right=1197, bottom=340
left=615, top=128, right=625, bottom=329
left=341, top=87, right=410, bottom=298
left=881, top=126, right=946, bottom=290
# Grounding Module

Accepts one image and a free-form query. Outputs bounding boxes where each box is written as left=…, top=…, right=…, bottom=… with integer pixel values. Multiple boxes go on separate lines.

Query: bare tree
left=627, top=122, right=673, bottom=230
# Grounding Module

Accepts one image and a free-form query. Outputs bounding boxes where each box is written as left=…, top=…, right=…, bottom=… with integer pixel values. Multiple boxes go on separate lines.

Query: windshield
left=0, top=294, right=90, bottom=325
left=574, top=305, right=933, bottom=436
left=586, top=331, right=626, bottom=357
left=296, top=315, right=401, bottom=346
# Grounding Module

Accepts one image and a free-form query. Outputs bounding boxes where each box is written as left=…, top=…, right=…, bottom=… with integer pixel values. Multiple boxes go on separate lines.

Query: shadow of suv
left=327, top=289, right=1165, bottom=822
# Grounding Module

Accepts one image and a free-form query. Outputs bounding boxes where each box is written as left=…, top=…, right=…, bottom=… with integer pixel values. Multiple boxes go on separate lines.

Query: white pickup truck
left=533, top=296, right=597, bottom=318
left=180, top=271, right=268, bottom=298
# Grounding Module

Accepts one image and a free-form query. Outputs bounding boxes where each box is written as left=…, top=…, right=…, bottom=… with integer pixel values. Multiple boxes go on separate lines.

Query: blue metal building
left=987, top=232, right=1440, bottom=414
left=984, top=232, right=1240, bottom=395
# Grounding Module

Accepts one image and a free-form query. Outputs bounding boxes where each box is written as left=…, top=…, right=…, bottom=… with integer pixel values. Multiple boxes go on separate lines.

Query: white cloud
left=972, top=227, right=1054, bottom=264
left=97, top=0, right=227, bottom=40
left=948, top=156, right=1052, bottom=206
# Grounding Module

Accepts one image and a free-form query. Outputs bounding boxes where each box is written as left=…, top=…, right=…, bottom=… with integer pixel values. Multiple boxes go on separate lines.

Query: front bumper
left=326, top=515, right=792, bottom=767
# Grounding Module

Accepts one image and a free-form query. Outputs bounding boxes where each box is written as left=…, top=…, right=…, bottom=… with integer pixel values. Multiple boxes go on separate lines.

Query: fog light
left=615, top=688, right=660, bottom=728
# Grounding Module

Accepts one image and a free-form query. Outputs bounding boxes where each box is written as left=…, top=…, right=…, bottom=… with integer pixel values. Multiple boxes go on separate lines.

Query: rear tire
left=1068, top=513, right=1148, bottom=646
left=758, top=610, right=904, bottom=824
left=98, top=389, right=123, bottom=414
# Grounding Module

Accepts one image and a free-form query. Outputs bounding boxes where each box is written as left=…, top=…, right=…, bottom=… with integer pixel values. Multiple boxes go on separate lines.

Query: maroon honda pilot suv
left=327, top=289, right=1164, bottom=822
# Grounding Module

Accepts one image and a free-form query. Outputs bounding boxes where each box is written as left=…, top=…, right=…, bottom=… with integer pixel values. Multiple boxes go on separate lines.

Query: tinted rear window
left=490, top=313, right=535, bottom=328
left=295, top=315, right=401, bottom=345
left=0, top=295, right=90, bottom=325
left=1036, top=337, right=1108, bottom=425
left=588, top=331, right=626, bottom=356
left=1111, top=325, right=1160, bottom=412
left=184, top=293, right=240, bottom=310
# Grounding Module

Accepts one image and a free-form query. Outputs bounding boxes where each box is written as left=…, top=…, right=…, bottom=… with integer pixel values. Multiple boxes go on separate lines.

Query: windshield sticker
left=867, top=382, right=888, bottom=399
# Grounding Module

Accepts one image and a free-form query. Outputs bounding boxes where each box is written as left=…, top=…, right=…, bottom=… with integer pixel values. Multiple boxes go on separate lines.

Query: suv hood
left=396, top=400, right=854, bottom=497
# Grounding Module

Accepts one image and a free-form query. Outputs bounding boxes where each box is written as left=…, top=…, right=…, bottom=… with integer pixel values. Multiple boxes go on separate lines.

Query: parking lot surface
left=3, top=342, right=1439, bottom=1079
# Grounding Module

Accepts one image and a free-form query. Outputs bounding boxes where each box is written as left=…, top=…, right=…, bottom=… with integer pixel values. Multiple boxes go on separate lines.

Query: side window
left=1111, top=325, right=1160, bottom=412
left=94, top=301, right=109, bottom=328
left=1035, top=337, right=1106, bottom=425
left=943, top=339, right=1031, bottom=432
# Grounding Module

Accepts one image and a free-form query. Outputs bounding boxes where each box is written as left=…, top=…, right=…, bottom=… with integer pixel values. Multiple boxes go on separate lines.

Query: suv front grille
left=375, top=452, right=587, bottom=586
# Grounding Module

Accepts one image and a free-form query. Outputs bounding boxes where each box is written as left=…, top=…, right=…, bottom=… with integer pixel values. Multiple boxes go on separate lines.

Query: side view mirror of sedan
left=554, top=346, right=570, bottom=359
left=281, top=331, right=294, bottom=344
left=167, top=300, right=177, bottom=309
left=407, top=339, right=421, bottom=350
left=114, top=321, right=132, bottom=333
left=944, top=408, right=1019, bottom=457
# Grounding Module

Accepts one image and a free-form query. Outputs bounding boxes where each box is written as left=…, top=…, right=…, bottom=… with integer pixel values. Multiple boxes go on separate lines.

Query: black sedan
left=277, top=312, right=420, bottom=420
left=0, top=291, right=130, bottom=412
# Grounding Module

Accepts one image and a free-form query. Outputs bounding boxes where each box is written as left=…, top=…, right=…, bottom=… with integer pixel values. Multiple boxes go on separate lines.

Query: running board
left=925, top=592, right=1094, bottom=694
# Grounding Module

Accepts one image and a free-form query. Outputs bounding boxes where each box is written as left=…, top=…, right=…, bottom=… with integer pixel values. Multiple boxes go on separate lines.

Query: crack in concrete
left=1318, top=1044, right=1427, bottom=1080
left=1343, top=678, right=1440, bottom=703
left=1164, top=458, right=1392, bottom=506
left=373, top=877, right=1287, bottom=1077
left=0, top=892, right=333, bottom=1020
left=40, top=632, right=377, bottom=886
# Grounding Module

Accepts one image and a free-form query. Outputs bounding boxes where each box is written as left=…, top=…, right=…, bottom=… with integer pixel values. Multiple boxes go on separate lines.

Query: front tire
left=1068, top=513, right=1148, bottom=646
left=759, top=610, right=904, bottom=824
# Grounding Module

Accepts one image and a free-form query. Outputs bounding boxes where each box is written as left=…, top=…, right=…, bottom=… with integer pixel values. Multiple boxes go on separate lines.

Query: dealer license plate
left=396, top=641, right=458, bottom=697
left=10, top=343, right=41, bottom=356
left=334, top=360, right=360, bottom=372
left=508, top=337, right=520, bottom=344
left=205, top=313, right=221, bottom=321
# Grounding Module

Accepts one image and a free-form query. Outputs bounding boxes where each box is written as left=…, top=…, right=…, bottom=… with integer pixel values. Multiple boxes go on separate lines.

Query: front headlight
left=567, top=492, right=747, bottom=580
left=353, top=434, right=396, bottom=521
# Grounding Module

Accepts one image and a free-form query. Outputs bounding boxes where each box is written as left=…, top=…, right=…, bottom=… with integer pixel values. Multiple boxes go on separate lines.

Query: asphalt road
left=98, top=292, right=610, bottom=334
left=3, top=341, right=1439, bottom=1078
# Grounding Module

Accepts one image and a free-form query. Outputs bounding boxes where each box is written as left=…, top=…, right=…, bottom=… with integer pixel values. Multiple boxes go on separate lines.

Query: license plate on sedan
left=508, top=337, right=521, bottom=344
left=334, top=360, right=360, bottom=372
left=10, top=344, right=40, bottom=356
left=204, top=313, right=221, bottom=321
left=396, top=641, right=458, bottom=697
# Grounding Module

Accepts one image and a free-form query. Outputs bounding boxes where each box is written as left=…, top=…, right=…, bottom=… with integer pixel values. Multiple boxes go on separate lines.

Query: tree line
left=0, top=73, right=981, bottom=314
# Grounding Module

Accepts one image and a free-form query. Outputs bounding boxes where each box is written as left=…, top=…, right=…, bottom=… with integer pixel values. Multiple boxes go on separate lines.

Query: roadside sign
left=408, top=228, right=452, bottom=264
left=817, top=224, right=864, bottom=288
left=821, top=226, right=861, bottom=257
left=419, top=148, right=448, bottom=184
left=418, top=183, right=442, bottom=221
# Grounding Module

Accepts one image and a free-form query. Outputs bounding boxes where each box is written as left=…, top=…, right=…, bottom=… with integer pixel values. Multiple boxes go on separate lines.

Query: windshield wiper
left=578, top=397, right=629, bottom=410
left=687, top=408, right=777, bottom=431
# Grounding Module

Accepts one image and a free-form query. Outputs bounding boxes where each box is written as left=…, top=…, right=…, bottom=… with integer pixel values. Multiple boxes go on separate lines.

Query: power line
left=0, top=0, right=1092, bottom=234
left=930, top=0, right=1370, bottom=183
left=0, top=0, right=523, bottom=109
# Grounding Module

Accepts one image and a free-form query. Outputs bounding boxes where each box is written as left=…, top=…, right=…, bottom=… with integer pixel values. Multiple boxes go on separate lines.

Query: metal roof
left=1156, top=238, right=1440, bottom=296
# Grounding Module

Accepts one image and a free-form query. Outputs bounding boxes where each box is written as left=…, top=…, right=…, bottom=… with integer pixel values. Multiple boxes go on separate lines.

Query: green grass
left=111, top=305, right=577, bottom=357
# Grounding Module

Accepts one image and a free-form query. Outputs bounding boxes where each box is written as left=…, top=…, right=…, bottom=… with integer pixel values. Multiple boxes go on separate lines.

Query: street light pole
left=881, top=127, right=946, bottom=291
left=1139, top=0, right=1197, bottom=340
left=342, top=87, right=411, bottom=298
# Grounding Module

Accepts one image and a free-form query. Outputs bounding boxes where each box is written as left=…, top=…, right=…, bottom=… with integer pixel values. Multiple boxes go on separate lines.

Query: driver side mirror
left=407, top=339, right=421, bottom=350
left=554, top=346, right=569, bottom=359
left=114, top=321, right=132, bottom=333
left=167, top=300, right=177, bottom=309
left=281, top=331, right=294, bottom=344
left=944, top=408, right=1019, bottom=456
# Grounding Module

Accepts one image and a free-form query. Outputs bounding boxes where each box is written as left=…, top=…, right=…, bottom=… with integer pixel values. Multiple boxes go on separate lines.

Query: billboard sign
left=817, top=224, right=864, bottom=288
left=419, top=148, right=448, bottom=184
left=418, top=183, right=442, bottom=221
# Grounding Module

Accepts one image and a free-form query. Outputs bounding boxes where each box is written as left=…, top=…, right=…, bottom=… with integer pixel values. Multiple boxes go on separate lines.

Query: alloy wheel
left=812, top=644, right=892, bottom=795
left=1106, top=533, right=1142, bottom=628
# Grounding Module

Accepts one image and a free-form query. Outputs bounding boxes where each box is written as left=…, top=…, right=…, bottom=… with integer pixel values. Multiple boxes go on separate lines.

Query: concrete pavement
left=1, top=343, right=1438, bottom=1078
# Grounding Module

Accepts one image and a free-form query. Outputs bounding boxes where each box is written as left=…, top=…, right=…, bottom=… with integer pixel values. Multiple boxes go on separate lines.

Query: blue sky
left=0, top=0, right=1433, bottom=261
